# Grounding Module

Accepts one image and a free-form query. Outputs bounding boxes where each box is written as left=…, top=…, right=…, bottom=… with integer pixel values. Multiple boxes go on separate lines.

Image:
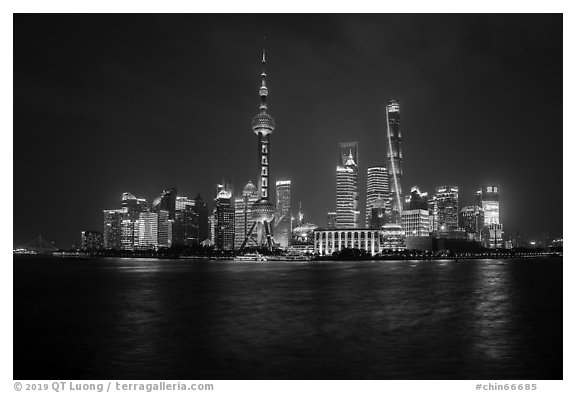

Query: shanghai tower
left=385, top=99, right=403, bottom=223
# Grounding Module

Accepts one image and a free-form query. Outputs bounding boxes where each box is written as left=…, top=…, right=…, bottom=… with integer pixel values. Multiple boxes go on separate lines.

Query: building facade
left=477, top=186, right=503, bottom=248
left=436, top=186, right=459, bottom=231
left=401, top=209, right=430, bottom=237
left=459, top=205, right=484, bottom=241
left=138, top=212, right=158, bottom=249
left=80, top=230, right=103, bottom=251
left=103, top=208, right=124, bottom=250
left=274, top=180, right=292, bottom=248
left=365, top=166, right=390, bottom=228
left=214, top=183, right=235, bottom=251
left=336, top=149, right=359, bottom=228
left=385, top=100, right=403, bottom=223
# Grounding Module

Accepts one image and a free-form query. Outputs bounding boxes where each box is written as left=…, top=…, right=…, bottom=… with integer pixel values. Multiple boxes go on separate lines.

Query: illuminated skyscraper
left=365, top=166, right=390, bottom=228
left=384, top=100, right=403, bottom=223
left=214, top=182, right=235, bottom=251
left=234, top=181, right=258, bottom=249
left=436, top=186, right=459, bottom=231
left=157, top=187, right=177, bottom=220
left=336, top=149, right=359, bottom=228
left=274, top=180, right=292, bottom=248
left=250, top=47, right=276, bottom=249
left=477, top=186, right=503, bottom=248
left=138, top=212, right=158, bottom=249
left=338, top=142, right=358, bottom=167
left=103, top=208, right=124, bottom=250
left=157, top=210, right=172, bottom=248
left=121, top=192, right=148, bottom=220
left=459, top=206, right=484, bottom=241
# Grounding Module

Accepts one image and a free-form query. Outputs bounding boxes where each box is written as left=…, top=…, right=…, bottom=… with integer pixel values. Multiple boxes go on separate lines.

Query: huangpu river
left=13, top=255, right=562, bottom=380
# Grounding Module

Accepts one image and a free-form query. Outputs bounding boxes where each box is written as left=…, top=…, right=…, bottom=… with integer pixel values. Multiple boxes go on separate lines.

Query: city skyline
left=14, top=14, right=562, bottom=247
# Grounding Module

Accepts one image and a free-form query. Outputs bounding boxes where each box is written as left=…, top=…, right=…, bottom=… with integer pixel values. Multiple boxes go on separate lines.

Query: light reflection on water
left=13, top=256, right=562, bottom=380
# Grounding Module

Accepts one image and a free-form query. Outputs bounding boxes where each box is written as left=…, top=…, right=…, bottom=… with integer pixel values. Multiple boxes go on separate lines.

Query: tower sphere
left=252, top=199, right=275, bottom=223
left=252, top=113, right=275, bottom=135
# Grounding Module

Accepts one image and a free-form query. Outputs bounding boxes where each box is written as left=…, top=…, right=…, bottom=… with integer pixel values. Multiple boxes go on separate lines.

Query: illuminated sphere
left=252, top=199, right=275, bottom=223
left=252, top=113, right=275, bottom=135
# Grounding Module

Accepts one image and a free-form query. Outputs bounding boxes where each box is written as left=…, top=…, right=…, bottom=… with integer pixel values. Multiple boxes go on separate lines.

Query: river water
left=13, top=256, right=562, bottom=379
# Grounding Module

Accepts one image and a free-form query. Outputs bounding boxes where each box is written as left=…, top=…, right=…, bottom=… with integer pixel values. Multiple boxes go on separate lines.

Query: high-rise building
left=122, top=192, right=148, bottom=220
left=194, top=194, right=209, bottom=243
left=138, top=212, right=158, bottom=249
left=477, top=186, right=500, bottom=226
left=338, top=142, right=358, bottom=167
left=365, top=166, right=390, bottom=228
left=274, top=180, right=292, bottom=248
left=156, top=187, right=177, bottom=220
left=327, top=212, right=337, bottom=229
left=80, top=231, right=103, bottom=251
left=103, top=209, right=124, bottom=250
left=234, top=181, right=259, bottom=249
left=370, top=198, right=390, bottom=228
left=121, top=218, right=139, bottom=250
left=401, top=209, right=430, bottom=237
left=384, top=100, right=403, bottom=223
left=428, top=196, right=439, bottom=233
left=477, top=186, right=503, bottom=248
left=214, top=182, right=234, bottom=251
left=405, top=186, right=429, bottom=211
left=157, top=210, right=172, bottom=248
left=336, top=148, right=359, bottom=228
left=459, top=206, right=484, bottom=242
left=436, top=186, right=459, bottom=231
left=250, top=47, right=277, bottom=249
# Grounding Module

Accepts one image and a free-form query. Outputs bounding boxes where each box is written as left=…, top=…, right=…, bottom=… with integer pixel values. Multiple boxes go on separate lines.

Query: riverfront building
left=365, top=166, right=390, bottom=228
left=401, top=209, right=430, bottom=237
left=274, top=180, right=292, bottom=248
left=385, top=100, right=403, bottom=223
left=436, top=186, right=459, bottom=231
left=336, top=148, right=359, bottom=228
left=214, top=182, right=234, bottom=251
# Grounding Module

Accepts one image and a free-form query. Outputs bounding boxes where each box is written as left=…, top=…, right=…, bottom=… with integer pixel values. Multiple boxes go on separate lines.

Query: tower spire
left=259, top=42, right=268, bottom=111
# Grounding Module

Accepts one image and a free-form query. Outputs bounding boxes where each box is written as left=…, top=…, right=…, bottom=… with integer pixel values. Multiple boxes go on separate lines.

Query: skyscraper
left=250, top=47, right=276, bottom=249
left=157, top=187, right=177, bottom=220
left=336, top=149, right=359, bottom=228
left=194, top=194, right=209, bottom=243
left=477, top=186, right=503, bottom=248
left=121, top=192, right=148, bottom=220
left=459, top=206, right=484, bottom=241
left=274, top=180, right=292, bottom=248
left=338, top=142, right=358, bottom=167
left=384, top=100, right=403, bottom=223
left=214, top=182, right=234, bottom=251
left=157, top=210, right=172, bottom=248
left=234, top=181, right=259, bottom=249
left=103, top=208, right=124, bottom=250
left=436, top=186, right=459, bottom=231
left=138, top=212, right=158, bottom=249
left=406, top=186, right=429, bottom=211
left=327, top=211, right=337, bottom=229
left=365, top=166, right=390, bottom=228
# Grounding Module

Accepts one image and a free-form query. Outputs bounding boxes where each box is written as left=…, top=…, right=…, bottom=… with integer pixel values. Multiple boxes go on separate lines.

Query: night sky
left=13, top=14, right=562, bottom=248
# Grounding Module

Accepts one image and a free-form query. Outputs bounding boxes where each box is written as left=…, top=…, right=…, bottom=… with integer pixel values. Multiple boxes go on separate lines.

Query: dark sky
left=14, top=14, right=563, bottom=248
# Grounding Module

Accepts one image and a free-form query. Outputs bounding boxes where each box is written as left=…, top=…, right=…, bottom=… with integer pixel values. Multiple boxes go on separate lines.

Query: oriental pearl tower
left=251, top=47, right=276, bottom=250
